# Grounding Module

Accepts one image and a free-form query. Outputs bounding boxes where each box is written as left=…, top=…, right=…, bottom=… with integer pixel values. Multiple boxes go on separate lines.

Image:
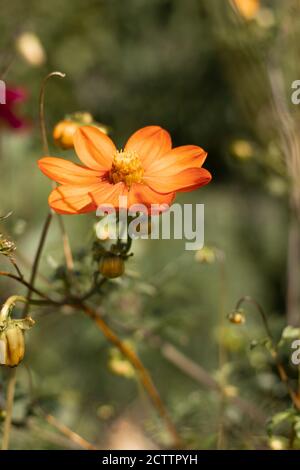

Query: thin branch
left=8, top=257, right=24, bottom=280
left=157, top=339, right=266, bottom=425
left=22, top=213, right=53, bottom=317
left=107, top=319, right=267, bottom=425
left=37, top=408, right=97, bottom=451
left=80, top=277, right=107, bottom=301
left=56, top=215, right=74, bottom=272
left=0, top=270, right=59, bottom=304
left=235, top=296, right=275, bottom=343
left=78, top=301, right=182, bottom=448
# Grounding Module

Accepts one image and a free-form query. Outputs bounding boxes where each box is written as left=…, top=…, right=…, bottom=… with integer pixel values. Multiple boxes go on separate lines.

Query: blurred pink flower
left=0, top=87, right=27, bottom=130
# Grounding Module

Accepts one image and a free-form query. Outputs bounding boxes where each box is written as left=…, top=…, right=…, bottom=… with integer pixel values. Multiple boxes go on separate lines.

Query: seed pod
left=0, top=234, right=16, bottom=257
left=0, top=325, right=25, bottom=367
left=99, top=254, right=125, bottom=279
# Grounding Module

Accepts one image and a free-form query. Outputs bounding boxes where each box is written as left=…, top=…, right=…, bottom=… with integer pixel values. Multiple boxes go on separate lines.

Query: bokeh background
left=1, top=0, right=300, bottom=450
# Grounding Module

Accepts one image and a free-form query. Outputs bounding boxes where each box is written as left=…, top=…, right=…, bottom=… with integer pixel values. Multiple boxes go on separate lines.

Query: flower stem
left=235, top=296, right=274, bottom=343
left=27, top=78, right=64, bottom=313
left=39, top=71, right=74, bottom=273
left=79, top=301, right=182, bottom=448
left=56, top=214, right=74, bottom=272
left=216, top=250, right=227, bottom=450
left=38, top=408, right=97, bottom=450
left=1, top=368, right=17, bottom=450
left=0, top=295, right=29, bottom=320
left=39, top=71, right=66, bottom=155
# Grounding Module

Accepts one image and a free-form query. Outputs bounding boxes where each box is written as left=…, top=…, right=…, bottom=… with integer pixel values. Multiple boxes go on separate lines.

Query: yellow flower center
left=109, top=150, right=144, bottom=187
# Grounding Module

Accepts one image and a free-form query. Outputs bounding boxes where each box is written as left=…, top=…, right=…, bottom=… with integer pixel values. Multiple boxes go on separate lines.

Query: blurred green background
left=1, top=0, right=299, bottom=450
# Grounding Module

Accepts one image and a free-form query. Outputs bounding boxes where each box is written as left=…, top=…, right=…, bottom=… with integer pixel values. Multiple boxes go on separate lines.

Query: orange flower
left=38, top=126, right=211, bottom=214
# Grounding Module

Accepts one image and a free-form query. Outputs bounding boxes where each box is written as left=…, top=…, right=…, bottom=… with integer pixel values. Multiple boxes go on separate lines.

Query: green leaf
left=267, top=409, right=296, bottom=436
left=278, top=326, right=300, bottom=348
left=293, top=417, right=300, bottom=439
left=250, top=339, right=258, bottom=350
left=282, top=326, right=300, bottom=340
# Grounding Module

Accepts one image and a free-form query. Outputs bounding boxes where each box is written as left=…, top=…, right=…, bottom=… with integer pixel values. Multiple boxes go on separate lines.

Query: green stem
left=23, top=213, right=53, bottom=317
left=39, top=71, right=66, bottom=155
left=235, top=296, right=274, bottom=344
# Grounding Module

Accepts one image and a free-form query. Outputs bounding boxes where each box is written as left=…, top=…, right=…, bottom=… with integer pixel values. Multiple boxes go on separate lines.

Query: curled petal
left=125, top=126, right=172, bottom=169
left=38, top=157, right=101, bottom=185
left=74, top=126, right=116, bottom=170
left=144, top=168, right=212, bottom=194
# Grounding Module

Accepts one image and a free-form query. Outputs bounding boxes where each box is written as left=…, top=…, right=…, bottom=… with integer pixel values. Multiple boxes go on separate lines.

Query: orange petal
left=128, top=183, right=175, bottom=211
left=144, top=168, right=212, bottom=194
left=125, top=126, right=172, bottom=169
left=89, top=181, right=128, bottom=208
left=146, top=145, right=207, bottom=176
left=74, top=126, right=116, bottom=170
left=48, top=184, right=99, bottom=214
left=38, top=157, right=101, bottom=185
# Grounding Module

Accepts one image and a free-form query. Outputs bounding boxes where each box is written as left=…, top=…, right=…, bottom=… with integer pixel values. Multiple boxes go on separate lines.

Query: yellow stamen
left=110, top=150, right=144, bottom=187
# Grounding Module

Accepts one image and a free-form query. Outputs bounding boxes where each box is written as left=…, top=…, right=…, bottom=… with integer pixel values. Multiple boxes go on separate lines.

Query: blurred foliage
left=1, top=0, right=300, bottom=450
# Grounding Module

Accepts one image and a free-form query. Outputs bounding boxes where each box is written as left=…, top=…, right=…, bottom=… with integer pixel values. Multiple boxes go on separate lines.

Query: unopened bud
left=108, top=356, right=135, bottom=378
left=195, top=246, right=216, bottom=264
left=0, top=314, right=34, bottom=368
left=269, top=437, right=286, bottom=451
left=0, top=326, right=24, bottom=367
left=228, top=310, right=246, bottom=325
left=99, top=254, right=125, bottom=279
left=16, top=32, right=46, bottom=67
left=53, top=120, right=79, bottom=149
left=53, top=112, right=109, bottom=150
left=0, top=318, right=34, bottom=367
left=230, top=139, right=253, bottom=160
